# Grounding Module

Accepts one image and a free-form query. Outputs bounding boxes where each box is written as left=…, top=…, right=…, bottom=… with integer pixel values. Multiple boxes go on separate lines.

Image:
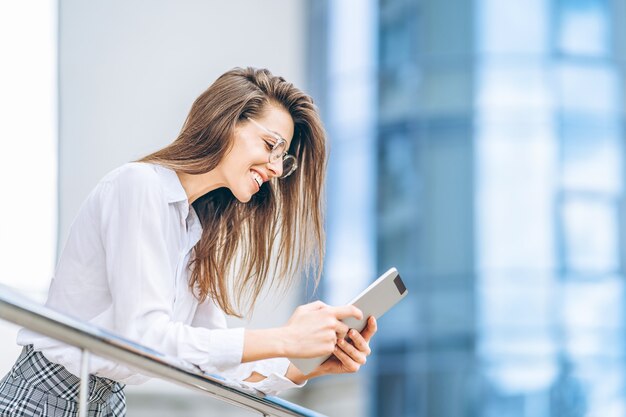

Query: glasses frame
left=246, top=117, right=298, bottom=179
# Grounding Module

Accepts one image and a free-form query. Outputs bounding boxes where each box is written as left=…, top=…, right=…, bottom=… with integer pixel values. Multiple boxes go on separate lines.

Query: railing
left=0, top=285, right=326, bottom=417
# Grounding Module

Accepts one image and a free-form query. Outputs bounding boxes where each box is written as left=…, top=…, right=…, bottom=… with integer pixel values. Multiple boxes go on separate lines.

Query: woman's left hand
left=313, top=316, right=377, bottom=376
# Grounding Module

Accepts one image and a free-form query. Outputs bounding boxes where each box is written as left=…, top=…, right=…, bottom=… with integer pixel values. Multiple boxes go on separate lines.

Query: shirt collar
left=149, top=164, right=202, bottom=249
left=152, top=164, right=199, bottom=234
left=152, top=164, right=189, bottom=204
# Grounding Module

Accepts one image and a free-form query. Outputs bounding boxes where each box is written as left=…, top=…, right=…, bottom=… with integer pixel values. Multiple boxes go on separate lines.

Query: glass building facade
left=312, top=0, right=626, bottom=416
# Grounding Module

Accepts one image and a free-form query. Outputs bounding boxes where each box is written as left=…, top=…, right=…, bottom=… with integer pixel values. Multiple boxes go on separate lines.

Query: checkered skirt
left=0, top=345, right=125, bottom=417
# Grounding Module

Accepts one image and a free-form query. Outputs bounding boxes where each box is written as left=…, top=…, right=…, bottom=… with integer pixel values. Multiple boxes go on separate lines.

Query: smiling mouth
left=251, top=171, right=263, bottom=188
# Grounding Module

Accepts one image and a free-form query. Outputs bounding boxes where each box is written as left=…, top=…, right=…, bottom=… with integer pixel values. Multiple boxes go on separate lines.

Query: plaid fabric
left=0, top=345, right=125, bottom=417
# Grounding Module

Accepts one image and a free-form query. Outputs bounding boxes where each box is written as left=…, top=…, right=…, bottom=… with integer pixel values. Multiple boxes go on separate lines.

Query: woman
left=0, top=67, right=376, bottom=416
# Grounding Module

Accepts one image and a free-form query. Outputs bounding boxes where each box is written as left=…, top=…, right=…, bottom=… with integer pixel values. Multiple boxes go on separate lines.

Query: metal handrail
left=0, top=285, right=326, bottom=417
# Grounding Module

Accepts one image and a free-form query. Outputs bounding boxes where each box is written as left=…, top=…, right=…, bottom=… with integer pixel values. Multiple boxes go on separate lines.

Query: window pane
left=476, top=0, right=548, bottom=55
left=562, top=199, right=619, bottom=273
left=560, top=121, right=623, bottom=194
left=476, top=131, right=557, bottom=271
left=556, top=0, right=610, bottom=56
left=556, top=64, right=619, bottom=114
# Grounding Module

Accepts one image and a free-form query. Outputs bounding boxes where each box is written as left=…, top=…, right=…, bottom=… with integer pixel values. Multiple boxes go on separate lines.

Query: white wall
left=59, top=0, right=306, bottom=247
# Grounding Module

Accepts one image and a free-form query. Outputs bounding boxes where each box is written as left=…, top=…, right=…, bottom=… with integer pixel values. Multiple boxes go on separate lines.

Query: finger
left=361, top=316, right=378, bottom=342
left=335, top=321, right=349, bottom=339
left=300, top=300, right=327, bottom=311
left=347, top=329, right=371, bottom=355
left=337, top=338, right=367, bottom=365
left=330, top=305, right=363, bottom=321
left=333, top=345, right=361, bottom=373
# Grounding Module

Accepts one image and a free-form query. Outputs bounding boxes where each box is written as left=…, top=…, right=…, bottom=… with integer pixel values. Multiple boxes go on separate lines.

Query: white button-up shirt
left=17, top=162, right=302, bottom=395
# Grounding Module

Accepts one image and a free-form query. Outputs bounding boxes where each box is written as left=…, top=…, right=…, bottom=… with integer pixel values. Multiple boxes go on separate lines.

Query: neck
left=176, top=169, right=226, bottom=204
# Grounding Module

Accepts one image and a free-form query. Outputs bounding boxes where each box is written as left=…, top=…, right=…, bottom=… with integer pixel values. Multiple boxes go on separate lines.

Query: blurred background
left=1, top=0, right=625, bottom=416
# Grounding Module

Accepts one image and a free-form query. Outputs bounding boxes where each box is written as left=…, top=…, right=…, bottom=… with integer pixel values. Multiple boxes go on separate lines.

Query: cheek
left=222, top=137, right=266, bottom=179
left=231, top=142, right=257, bottom=165
left=223, top=148, right=249, bottom=172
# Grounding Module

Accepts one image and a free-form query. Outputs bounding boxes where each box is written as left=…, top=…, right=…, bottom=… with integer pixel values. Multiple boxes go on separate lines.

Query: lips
left=251, top=170, right=263, bottom=190
left=251, top=169, right=269, bottom=185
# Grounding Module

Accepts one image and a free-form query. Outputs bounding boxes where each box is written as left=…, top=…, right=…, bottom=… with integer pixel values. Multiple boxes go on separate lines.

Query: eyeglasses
left=247, top=117, right=298, bottom=179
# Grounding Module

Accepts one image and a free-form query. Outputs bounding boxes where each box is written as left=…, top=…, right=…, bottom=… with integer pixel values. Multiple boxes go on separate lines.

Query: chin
left=232, top=190, right=253, bottom=203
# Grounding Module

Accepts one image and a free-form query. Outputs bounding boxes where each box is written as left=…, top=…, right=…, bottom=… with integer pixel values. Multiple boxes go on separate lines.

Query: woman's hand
left=242, top=301, right=362, bottom=364
left=306, top=316, right=377, bottom=378
left=280, top=301, right=364, bottom=358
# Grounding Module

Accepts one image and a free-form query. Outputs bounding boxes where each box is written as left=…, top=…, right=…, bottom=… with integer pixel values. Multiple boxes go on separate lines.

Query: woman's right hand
left=280, top=301, right=363, bottom=359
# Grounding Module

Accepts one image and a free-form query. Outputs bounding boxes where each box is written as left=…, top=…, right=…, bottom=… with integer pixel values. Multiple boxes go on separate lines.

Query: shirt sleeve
left=98, top=165, right=244, bottom=374
left=192, top=299, right=306, bottom=396
left=220, top=358, right=307, bottom=396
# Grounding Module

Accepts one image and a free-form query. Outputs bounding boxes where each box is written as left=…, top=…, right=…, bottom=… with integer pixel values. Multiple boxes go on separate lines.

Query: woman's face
left=219, top=104, right=294, bottom=203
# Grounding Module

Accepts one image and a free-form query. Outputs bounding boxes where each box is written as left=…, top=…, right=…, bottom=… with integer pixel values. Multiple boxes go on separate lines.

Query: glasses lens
left=280, top=155, right=298, bottom=178
left=270, top=142, right=287, bottom=163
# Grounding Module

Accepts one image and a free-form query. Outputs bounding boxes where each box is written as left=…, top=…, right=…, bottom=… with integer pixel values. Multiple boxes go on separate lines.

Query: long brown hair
left=139, top=67, right=327, bottom=317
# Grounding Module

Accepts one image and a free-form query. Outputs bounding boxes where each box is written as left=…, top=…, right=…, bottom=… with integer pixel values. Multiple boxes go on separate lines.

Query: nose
left=267, top=158, right=284, bottom=178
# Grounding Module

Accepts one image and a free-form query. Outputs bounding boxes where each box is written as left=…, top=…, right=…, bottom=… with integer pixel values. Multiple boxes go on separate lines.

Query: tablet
left=289, top=267, right=408, bottom=375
